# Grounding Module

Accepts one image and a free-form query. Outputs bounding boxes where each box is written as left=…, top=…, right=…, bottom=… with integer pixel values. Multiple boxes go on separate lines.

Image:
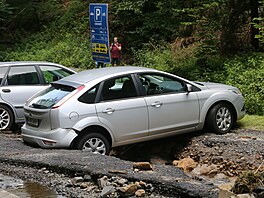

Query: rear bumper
left=21, top=124, right=77, bottom=148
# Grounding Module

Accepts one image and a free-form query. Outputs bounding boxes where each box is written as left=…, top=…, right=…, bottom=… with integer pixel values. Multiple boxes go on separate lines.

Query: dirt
left=113, top=129, right=264, bottom=176
left=0, top=128, right=263, bottom=197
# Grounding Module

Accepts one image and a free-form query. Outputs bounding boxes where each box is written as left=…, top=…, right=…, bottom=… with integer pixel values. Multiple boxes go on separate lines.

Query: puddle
left=0, top=173, right=63, bottom=197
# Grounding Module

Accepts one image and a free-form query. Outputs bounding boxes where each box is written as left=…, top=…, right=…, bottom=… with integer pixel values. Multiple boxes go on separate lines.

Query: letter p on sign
left=94, top=7, right=102, bottom=22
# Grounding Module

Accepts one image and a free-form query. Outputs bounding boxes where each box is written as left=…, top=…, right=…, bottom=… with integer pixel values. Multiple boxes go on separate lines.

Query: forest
left=0, top=0, right=263, bottom=115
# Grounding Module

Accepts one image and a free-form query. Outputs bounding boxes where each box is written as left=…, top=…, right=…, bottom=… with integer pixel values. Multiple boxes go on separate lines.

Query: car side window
left=138, top=73, right=186, bottom=96
left=39, top=65, right=74, bottom=84
left=7, top=66, right=40, bottom=85
left=100, top=75, right=137, bottom=101
left=0, top=67, right=8, bottom=85
left=78, top=84, right=99, bottom=104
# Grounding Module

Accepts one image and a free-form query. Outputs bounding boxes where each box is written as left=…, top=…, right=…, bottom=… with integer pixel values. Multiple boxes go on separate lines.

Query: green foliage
left=224, top=53, right=264, bottom=115
left=1, top=0, right=94, bottom=69
left=0, top=0, right=12, bottom=29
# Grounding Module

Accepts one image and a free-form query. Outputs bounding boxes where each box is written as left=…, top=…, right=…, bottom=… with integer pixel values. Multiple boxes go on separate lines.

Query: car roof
left=57, top=66, right=157, bottom=85
left=0, top=61, right=64, bottom=67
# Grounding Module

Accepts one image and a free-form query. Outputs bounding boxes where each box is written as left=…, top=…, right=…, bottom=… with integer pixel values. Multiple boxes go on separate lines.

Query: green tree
left=0, top=0, right=12, bottom=30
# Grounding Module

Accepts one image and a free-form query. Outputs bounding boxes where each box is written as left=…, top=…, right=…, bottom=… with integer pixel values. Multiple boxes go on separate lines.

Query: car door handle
left=2, top=89, right=11, bottom=93
left=151, top=101, right=163, bottom=108
left=102, top=108, right=115, bottom=114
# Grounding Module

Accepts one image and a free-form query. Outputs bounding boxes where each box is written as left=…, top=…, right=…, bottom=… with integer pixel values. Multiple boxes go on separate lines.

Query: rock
left=83, top=175, right=92, bottom=181
left=100, top=185, right=115, bottom=198
left=218, top=182, right=235, bottom=191
left=233, top=194, right=255, bottom=198
left=135, top=189, right=146, bottom=197
left=108, top=170, right=128, bottom=174
left=146, top=183, right=153, bottom=189
left=116, top=178, right=128, bottom=186
left=117, top=183, right=138, bottom=196
left=135, top=181, right=147, bottom=188
left=218, top=189, right=236, bottom=198
left=191, top=164, right=218, bottom=177
left=98, top=176, right=109, bottom=189
left=79, top=182, right=89, bottom=189
left=73, top=176, right=84, bottom=183
left=173, top=157, right=197, bottom=172
left=133, top=162, right=153, bottom=171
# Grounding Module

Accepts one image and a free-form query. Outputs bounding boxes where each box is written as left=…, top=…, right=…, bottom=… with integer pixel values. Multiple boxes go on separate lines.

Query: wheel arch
left=0, top=102, right=16, bottom=130
left=203, top=100, right=237, bottom=129
left=0, top=102, right=16, bottom=117
left=70, top=125, right=113, bottom=149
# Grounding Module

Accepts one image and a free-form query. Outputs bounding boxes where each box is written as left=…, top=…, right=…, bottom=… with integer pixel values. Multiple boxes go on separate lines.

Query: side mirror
left=186, top=84, right=193, bottom=93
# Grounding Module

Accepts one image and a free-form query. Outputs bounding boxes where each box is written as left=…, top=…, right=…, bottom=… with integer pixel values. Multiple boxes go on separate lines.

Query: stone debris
left=173, top=157, right=198, bottom=172
left=72, top=176, right=84, bottom=183
left=191, top=164, right=219, bottom=177
left=117, top=183, right=138, bottom=196
left=133, top=162, right=153, bottom=171
left=135, top=189, right=146, bottom=197
left=100, top=185, right=115, bottom=198
left=98, top=176, right=110, bottom=189
left=96, top=175, right=155, bottom=197
left=108, top=169, right=128, bottom=174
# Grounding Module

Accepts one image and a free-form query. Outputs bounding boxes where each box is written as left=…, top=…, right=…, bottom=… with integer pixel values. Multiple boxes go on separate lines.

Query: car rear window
left=28, top=84, right=75, bottom=109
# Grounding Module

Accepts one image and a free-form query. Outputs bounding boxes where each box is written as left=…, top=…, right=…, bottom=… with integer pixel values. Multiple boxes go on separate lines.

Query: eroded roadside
left=0, top=131, right=218, bottom=198
left=0, top=129, right=263, bottom=197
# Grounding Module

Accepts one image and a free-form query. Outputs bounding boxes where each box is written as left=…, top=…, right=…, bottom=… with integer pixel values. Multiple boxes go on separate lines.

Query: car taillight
left=52, top=85, right=85, bottom=109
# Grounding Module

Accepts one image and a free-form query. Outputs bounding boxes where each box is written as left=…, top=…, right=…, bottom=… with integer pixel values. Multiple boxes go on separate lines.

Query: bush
left=224, top=53, right=264, bottom=115
left=0, top=0, right=95, bottom=69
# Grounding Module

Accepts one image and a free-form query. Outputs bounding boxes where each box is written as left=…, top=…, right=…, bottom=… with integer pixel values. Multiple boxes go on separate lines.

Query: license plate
left=27, top=117, right=39, bottom=127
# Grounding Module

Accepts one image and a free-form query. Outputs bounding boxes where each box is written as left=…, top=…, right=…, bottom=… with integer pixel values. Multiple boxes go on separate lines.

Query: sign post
left=89, top=3, right=111, bottom=64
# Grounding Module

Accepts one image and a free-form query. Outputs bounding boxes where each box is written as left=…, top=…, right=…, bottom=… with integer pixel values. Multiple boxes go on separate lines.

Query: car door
left=95, top=74, right=148, bottom=143
left=137, top=73, right=200, bottom=136
left=0, top=65, right=44, bottom=119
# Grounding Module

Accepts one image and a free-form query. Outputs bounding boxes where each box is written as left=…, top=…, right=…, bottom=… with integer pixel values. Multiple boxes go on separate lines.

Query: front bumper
left=233, top=95, right=246, bottom=120
left=21, top=124, right=77, bottom=148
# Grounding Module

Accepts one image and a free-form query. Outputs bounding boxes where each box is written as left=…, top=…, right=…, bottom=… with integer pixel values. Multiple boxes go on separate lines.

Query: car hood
left=198, top=82, right=237, bottom=90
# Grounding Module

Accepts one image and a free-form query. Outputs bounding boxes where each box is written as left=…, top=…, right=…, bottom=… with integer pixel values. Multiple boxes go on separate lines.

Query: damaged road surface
left=0, top=132, right=219, bottom=198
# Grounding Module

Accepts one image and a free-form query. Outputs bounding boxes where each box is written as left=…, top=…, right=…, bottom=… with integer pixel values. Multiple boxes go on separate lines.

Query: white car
left=0, top=61, right=76, bottom=130
left=22, top=66, right=245, bottom=155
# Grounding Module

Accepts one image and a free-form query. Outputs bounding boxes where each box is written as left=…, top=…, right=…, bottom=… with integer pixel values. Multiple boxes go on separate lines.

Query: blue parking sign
left=89, top=3, right=110, bottom=64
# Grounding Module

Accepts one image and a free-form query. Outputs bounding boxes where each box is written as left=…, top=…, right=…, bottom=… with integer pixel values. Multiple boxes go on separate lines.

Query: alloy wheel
left=216, top=107, right=232, bottom=131
left=0, top=108, right=10, bottom=130
left=82, top=137, right=107, bottom=155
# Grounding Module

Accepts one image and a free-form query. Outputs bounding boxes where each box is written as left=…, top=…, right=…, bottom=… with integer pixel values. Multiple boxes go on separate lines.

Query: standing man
left=110, top=37, right=122, bottom=66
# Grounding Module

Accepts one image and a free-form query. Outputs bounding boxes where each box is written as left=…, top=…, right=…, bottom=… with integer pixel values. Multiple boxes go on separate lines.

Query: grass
left=237, top=114, right=264, bottom=131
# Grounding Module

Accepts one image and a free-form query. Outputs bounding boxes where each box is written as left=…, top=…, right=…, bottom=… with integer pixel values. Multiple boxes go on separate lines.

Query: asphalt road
left=0, top=132, right=219, bottom=198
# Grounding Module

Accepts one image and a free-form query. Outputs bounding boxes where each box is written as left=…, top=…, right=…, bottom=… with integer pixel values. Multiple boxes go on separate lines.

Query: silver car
left=0, top=61, right=76, bottom=130
left=21, top=66, right=245, bottom=155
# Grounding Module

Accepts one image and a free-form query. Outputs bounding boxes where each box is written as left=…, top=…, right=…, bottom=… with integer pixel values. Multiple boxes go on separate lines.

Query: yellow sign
left=92, top=43, right=108, bottom=54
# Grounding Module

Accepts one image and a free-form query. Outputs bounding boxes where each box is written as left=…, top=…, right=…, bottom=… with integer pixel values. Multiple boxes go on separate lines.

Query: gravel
left=0, top=128, right=263, bottom=197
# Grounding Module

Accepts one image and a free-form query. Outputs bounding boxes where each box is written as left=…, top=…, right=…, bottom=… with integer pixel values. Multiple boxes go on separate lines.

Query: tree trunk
left=250, top=0, right=259, bottom=50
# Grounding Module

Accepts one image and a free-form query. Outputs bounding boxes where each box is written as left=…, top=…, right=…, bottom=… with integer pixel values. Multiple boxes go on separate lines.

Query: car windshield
left=28, top=84, right=75, bottom=109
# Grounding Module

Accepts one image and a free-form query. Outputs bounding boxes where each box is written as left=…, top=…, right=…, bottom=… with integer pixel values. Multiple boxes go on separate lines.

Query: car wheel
left=0, top=104, right=14, bottom=131
left=207, top=102, right=234, bottom=134
left=77, top=133, right=110, bottom=155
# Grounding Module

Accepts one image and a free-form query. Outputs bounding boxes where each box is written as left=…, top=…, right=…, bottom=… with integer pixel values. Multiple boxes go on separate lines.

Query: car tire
left=76, top=133, right=110, bottom=155
left=0, top=104, right=14, bottom=131
left=207, top=102, right=234, bottom=134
